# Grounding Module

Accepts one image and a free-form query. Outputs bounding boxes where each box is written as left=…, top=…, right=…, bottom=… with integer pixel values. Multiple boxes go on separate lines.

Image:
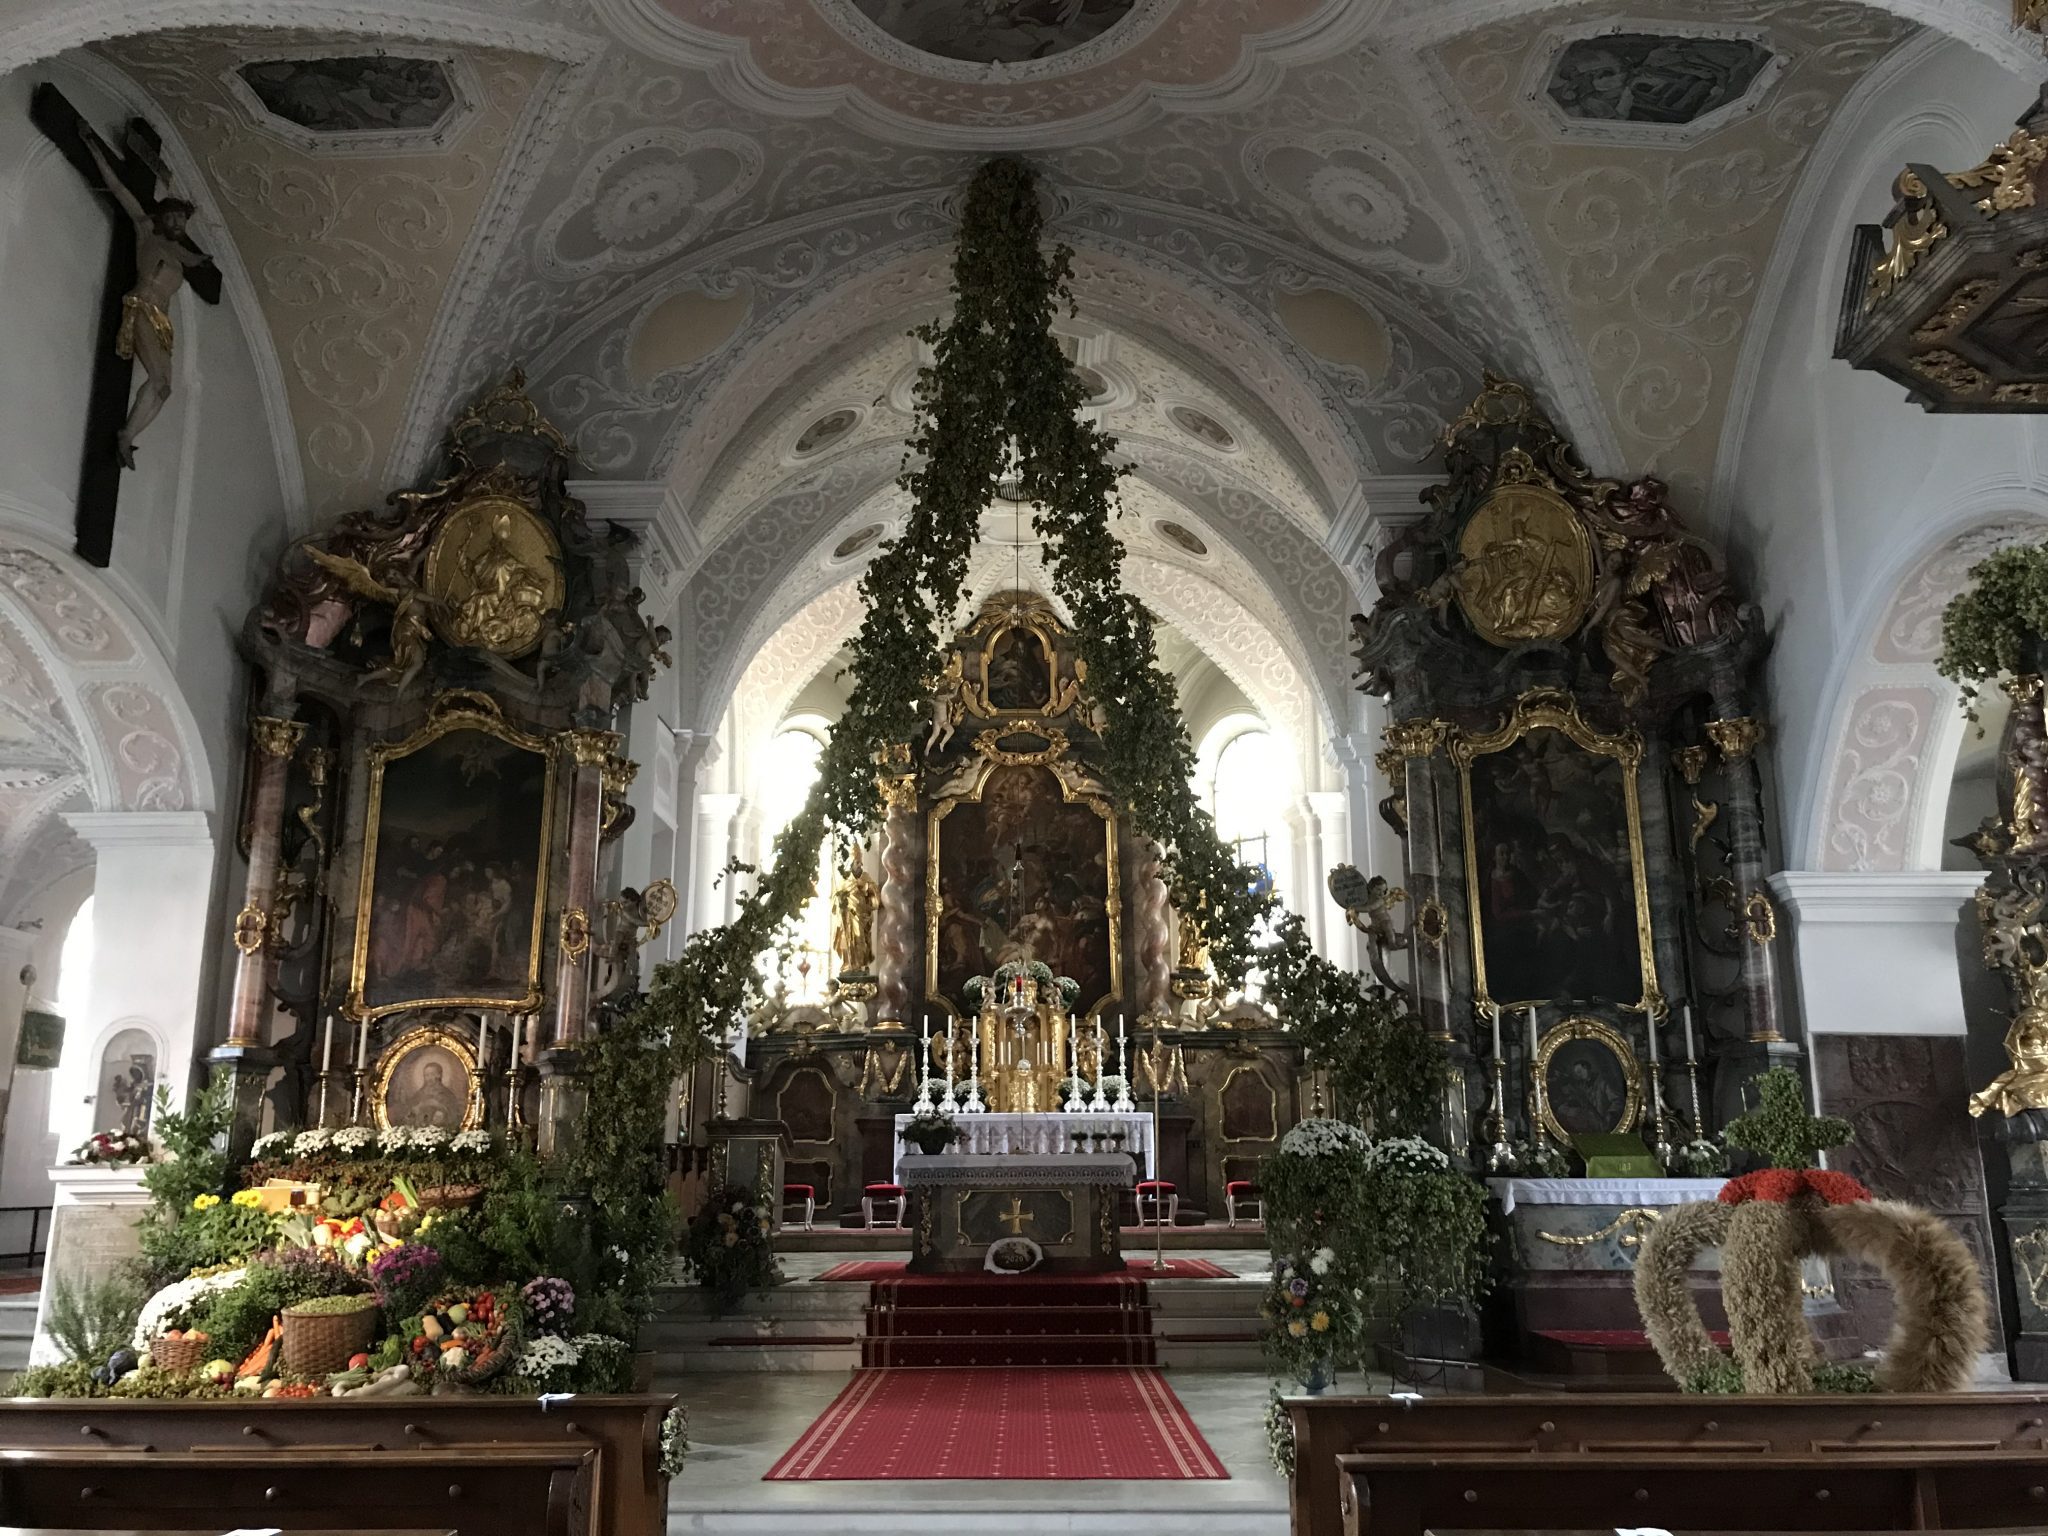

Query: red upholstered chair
left=781, top=1183, right=815, bottom=1231
left=1224, top=1180, right=1262, bottom=1228
left=1135, top=1179, right=1178, bottom=1227
left=862, top=1182, right=907, bottom=1230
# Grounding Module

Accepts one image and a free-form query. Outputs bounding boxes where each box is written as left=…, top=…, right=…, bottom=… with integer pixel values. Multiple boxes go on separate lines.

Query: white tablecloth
left=1487, top=1176, right=1726, bottom=1214
left=894, top=1111, right=1154, bottom=1183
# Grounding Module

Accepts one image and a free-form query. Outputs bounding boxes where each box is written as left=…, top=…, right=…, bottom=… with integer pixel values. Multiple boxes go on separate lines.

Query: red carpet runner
left=812, top=1257, right=1233, bottom=1282
left=765, top=1366, right=1228, bottom=1480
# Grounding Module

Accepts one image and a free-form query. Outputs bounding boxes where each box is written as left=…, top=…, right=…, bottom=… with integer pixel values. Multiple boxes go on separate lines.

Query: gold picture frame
left=974, top=617, right=1060, bottom=717
left=1450, top=687, right=1664, bottom=1018
left=1534, top=1015, right=1643, bottom=1143
left=925, top=737, right=1122, bottom=1023
left=371, top=1022, right=484, bottom=1131
left=347, top=691, right=556, bottom=1021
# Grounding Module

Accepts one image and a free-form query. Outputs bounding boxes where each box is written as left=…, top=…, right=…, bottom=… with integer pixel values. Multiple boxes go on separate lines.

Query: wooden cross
left=28, top=84, right=221, bottom=569
left=998, top=1195, right=1034, bottom=1236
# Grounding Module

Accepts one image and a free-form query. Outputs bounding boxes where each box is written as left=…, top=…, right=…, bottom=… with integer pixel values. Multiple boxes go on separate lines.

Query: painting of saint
left=93, top=1029, right=156, bottom=1136
left=1468, top=728, right=1642, bottom=1007
left=851, top=0, right=1137, bottom=65
left=359, top=725, right=550, bottom=1015
left=382, top=1036, right=473, bottom=1129
left=1545, top=1034, right=1636, bottom=1137
left=932, top=763, right=1115, bottom=1014
left=1545, top=34, right=1772, bottom=128
left=982, top=626, right=1053, bottom=713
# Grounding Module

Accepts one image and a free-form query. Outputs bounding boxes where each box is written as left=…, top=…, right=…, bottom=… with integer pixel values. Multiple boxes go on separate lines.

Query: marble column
left=1304, top=789, right=1357, bottom=970
left=225, top=715, right=304, bottom=1049
left=59, top=811, right=214, bottom=1155
left=550, top=729, right=617, bottom=1050
left=873, top=758, right=920, bottom=1025
left=1131, top=835, right=1173, bottom=1020
left=691, top=793, right=743, bottom=935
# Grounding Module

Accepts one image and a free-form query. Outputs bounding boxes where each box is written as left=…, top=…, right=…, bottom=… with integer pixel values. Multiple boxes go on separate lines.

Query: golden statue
left=302, top=546, right=436, bottom=689
left=1970, top=997, right=2048, bottom=1116
left=832, top=847, right=879, bottom=976
left=1454, top=483, right=1593, bottom=646
left=425, top=496, right=563, bottom=658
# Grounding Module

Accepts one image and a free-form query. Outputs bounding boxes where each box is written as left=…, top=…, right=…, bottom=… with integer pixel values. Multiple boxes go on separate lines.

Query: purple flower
left=522, top=1275, right=576, bottom=1333
left=1287, top=1276, right=1311, bottom=1300
left=369, top=1242, right=444, bottom=1311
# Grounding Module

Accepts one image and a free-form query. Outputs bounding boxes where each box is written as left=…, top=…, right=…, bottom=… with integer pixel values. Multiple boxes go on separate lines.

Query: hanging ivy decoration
left=633, top=158, right=1443, bottom=1140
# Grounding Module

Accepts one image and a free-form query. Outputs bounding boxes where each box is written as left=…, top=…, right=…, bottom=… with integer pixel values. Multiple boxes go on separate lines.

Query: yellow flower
left=1310, top=1311, right=1330, bottom=1333
left=230, top=1190, right=263, bottom=1208
left=192, top=1193, right=220, bottom=1211
left=1286, top=1319, right=1306, bottom=1338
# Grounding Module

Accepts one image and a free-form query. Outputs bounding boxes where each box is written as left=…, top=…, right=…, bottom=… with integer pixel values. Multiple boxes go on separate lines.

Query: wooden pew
left=0, top=1448, right=591, bottom=1534
left=0, top=1394, right=673, bottom=1536
left=1334, top=1448, right=2048, bottom=1536
left=1288, top=1391, right=2048, bottom=1536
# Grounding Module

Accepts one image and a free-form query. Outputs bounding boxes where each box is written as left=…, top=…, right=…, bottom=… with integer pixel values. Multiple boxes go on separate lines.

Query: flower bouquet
left=898, top=1109, right=959, bottom=1155
left=68, top=1128, right=150, bottom=1166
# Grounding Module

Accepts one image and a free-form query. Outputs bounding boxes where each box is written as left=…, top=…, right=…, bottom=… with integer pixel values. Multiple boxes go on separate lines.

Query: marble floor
left=665, top=1366, right=1324, bottom=1535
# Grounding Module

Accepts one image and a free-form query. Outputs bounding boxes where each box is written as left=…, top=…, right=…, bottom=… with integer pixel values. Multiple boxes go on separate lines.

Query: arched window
left=759, top=721, right=834, bottom=1001
left=48, top=895, right=93, bottom=1135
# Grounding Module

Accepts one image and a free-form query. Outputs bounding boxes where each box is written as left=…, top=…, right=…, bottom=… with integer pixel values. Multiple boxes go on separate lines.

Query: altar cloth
left=900, top=1152, right=1136, bottom=1275
left=1487, top=1176, right=1727, bottom=1214
left=893, top=1110, right=1154, bottom=1181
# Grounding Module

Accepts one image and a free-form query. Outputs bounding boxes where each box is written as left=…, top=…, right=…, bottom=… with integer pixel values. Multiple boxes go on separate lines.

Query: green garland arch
left=634, top=158, right=1443, bottom=1138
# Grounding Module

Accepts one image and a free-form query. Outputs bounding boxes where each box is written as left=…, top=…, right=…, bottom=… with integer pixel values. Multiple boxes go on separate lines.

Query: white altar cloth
left=894, top=1111, right=1154, bottom=1183
left=1487, top=1176, right=1726, bottom=1214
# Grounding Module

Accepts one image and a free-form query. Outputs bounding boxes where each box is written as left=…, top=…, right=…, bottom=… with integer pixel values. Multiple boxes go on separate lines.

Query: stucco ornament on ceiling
left=841, top=0, right=1145, bottom=68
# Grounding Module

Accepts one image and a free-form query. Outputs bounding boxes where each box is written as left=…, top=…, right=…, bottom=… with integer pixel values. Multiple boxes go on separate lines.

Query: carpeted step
left=868, top=1302, right=1148, bottom=1339
left=861, top=1332, right=1159, bottom=1368
left=869, top=1275, right=1148, bottom=1310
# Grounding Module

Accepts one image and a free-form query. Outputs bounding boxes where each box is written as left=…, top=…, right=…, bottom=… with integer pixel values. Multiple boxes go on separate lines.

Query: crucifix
left=997, top=1195, right=1035, bottom=1236
left=29, top=84, right=221, bottom=569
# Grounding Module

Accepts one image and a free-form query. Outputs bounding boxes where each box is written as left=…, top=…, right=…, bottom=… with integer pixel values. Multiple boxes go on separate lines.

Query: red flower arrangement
left=1717, top=1168, right=1870, bottom=1207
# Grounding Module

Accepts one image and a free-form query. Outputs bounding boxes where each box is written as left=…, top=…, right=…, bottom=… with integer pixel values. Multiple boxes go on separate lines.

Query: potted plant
left=899, top=1109, right=959, bottom=1155
left=1939, top=542, right=2048, bottom=720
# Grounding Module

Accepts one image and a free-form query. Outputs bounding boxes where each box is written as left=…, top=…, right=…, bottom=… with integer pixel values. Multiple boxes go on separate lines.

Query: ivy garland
left=633, top=157, right=1444, bottom=1135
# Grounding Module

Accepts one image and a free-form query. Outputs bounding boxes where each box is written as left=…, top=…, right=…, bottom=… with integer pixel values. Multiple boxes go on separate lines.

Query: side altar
left=901, top=1152, right=1133, bottom=1275
left=736, top=590, right=1306, bottom=1224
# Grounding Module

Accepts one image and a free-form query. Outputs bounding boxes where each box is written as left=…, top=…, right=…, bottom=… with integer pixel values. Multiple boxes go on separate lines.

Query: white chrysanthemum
left=332, top=1127, right=375, bottom=1154
left=515, top=1335, right=582, bottom=1377
left=1278, top=1118, right=1370, bottom=1159
left=1308, top=1253, right=1330, bottom=1276
left=409, top=1125, right=451, bottom=1150
left=451, top=1129, right=493, bottom=1154
left=251, top=1132, right=289, bottom=1159
left=1365, top=1136, right=1451, bottom=1174
left=377, top=1126, right=414, bottom=1153
left=133, top=1268, right=247, bottom=1350
left=290, top=1128, right=333, bottom=1156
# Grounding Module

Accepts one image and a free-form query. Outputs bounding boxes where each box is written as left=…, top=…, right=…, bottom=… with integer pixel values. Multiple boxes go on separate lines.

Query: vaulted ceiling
left=15, top=0, right=2037, bottom=745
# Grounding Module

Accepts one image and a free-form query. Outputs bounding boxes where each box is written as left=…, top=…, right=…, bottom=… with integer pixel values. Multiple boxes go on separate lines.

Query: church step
left=861, top=1333, right=1159, bottom=1368
left=866, top=1303, right=1151, bottom=1339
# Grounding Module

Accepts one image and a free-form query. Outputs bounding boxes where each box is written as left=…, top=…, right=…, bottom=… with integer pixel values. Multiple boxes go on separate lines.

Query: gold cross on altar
left=998, top=1196, right=1035, bottom=1235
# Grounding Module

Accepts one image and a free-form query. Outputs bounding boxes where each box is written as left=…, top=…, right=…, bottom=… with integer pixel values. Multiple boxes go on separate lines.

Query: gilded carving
left=422, top=496, right=563, bottom=658
left=1947, top=125, right=2048, bottom=217
left=559, top=907, right=591, bottom=962
left=232, top=902, right=268, bottom=955
left=1742, top=890, right=1779, bottom=946
left=1673, top=744, right=1710, bottom=786
left=1866, top=171, right=1948, bottom=306
left=249, top=716, right=306, bottom=759
left=1453, top=476, right=1594, bottom=645
left=832, top=847, right=879, bottom=976
left=1384, top=718, right=1448, bottom=759
left=1910, top=349, right=1993, bottom=396
left=562, top=729, right=619, bottom=768
left=1911, top=277, right=2002, bottom=343
left=1706, top=716, right=1765, bottom=765
left=1536, top=1206, right=1664, bottom=1251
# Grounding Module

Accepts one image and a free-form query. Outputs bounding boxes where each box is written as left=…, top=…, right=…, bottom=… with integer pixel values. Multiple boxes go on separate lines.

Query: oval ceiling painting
left=850, top=0, right=1139, bottom=64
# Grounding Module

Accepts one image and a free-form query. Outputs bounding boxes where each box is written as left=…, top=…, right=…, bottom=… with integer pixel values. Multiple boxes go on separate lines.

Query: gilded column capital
left=562, top=728, right=621, bottom=767
left=878, top=772, right=919, bottom=809
left=1384, top=717, right=1448, bottom=759
left=601, top=755, right=640, bottom=797
left=1706, top=716, right=1766, bottom=766
left=249, top=716, right=306, bottom=759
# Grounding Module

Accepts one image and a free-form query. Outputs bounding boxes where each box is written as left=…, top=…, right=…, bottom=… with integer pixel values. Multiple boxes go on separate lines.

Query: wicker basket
left=151, top=1334, right=207, bottom=1374
left=279, top=1301, right=379, bottom=1376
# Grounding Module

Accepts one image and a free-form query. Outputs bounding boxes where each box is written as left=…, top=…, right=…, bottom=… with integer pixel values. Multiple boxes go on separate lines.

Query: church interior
left=7, top=2, right=2048, bottom=1533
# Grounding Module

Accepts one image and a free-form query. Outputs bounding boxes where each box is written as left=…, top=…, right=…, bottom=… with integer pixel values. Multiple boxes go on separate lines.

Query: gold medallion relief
left=1454, top=483, right=1593, bottom=646
left=423, top=496, right=564, bottom=658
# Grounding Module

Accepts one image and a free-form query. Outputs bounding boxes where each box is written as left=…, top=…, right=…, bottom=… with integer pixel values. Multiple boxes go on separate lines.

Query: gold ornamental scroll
left=1454, top=481, right=1593, bottom=646
left=423, top=495, right=565, bottom=659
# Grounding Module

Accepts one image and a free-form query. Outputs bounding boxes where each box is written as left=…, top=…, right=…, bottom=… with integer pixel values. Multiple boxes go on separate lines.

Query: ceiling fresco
left=35, top=0, right=1973, bottom=747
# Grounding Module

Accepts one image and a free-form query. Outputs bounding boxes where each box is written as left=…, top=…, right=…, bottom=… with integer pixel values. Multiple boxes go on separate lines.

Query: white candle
left=1525, top=1004, right=1539, bottom=1063
left=318, top=1011, right=334, bottom=1075
left=508, top=1012, right=523, bottom=1071
left=355, top=1012, right=372, bottom=1073
left=945, top=1014, right=956, bottom=1091
left=1644, top=1008, right=1660, bottom=1067
left=1682, top=1003, right=1697, bottom=1063
left=1489, top=1003, right=1503, bottom=1061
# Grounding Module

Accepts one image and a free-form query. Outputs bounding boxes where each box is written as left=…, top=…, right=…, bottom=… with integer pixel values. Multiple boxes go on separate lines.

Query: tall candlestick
left=1113, top=1014, right=1134, bottom=1112
left=1089, top=1014, right=1110, bottom=1111
left=1149, top=1026, right=1169, bottom=1272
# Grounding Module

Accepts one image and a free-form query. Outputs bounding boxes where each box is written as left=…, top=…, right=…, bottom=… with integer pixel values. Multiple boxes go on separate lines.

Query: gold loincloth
left=115, top=295, right=174, bottom=361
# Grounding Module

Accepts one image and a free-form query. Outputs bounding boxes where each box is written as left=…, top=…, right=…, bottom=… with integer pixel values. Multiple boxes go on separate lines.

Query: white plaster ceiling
left=21, top=0, right=1996, bottom=739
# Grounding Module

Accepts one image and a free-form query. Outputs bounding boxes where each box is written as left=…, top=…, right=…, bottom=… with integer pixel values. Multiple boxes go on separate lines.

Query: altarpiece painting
left=352, top=702, right=554, bottom=1020
left=928, top=761, right=1117, bottom=1018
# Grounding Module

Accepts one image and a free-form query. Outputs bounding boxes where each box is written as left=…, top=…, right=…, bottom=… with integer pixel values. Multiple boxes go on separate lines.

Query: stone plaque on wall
left=1814, top=1034, right=2004, bottom=1352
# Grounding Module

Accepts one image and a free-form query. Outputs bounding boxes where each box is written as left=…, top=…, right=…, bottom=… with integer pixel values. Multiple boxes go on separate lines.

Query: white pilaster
left=58, top=811, right=214, bottom=1152
left=1768, top=871, right=1981, bottom=1037
left=691, top=793, right=744, bottom=936
left=1305, top=789, right=1359, bottom=970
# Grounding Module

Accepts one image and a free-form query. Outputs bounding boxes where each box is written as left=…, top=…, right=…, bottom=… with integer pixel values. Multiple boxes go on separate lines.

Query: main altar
left=732, top=590, right=1307, bottom=1224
